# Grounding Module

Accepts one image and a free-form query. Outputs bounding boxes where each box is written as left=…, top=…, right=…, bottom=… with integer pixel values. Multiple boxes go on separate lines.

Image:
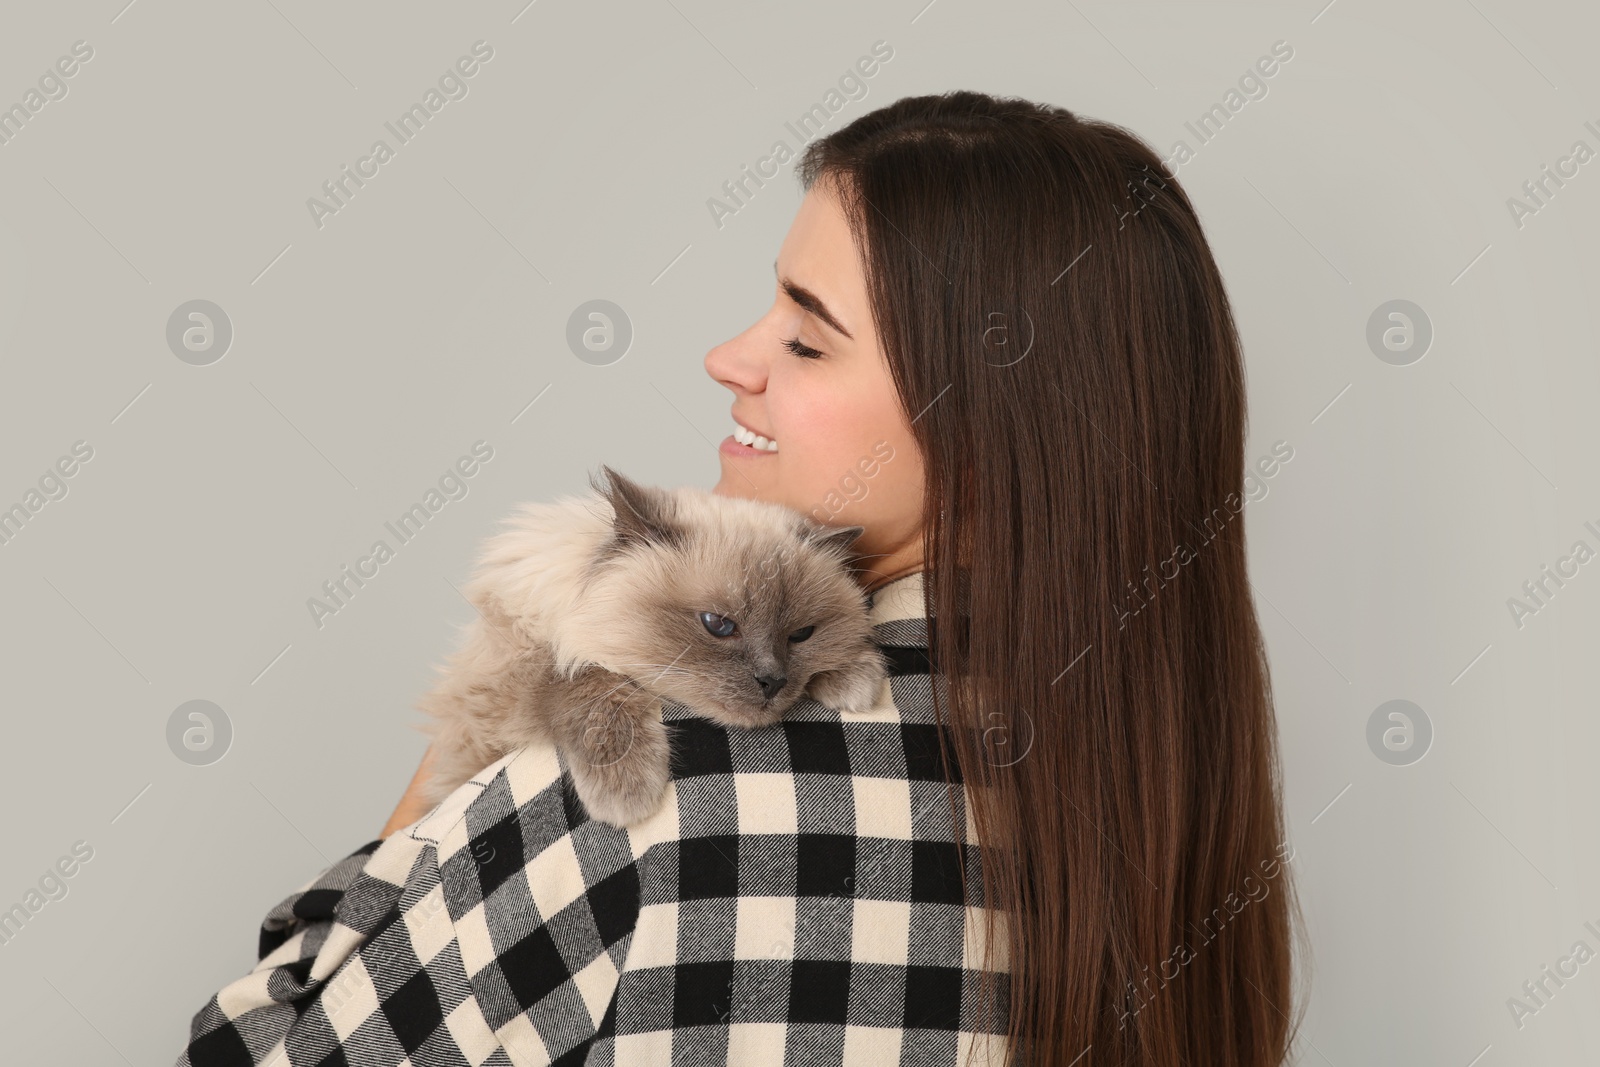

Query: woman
left=177, top=90, right=1304, bottom=1066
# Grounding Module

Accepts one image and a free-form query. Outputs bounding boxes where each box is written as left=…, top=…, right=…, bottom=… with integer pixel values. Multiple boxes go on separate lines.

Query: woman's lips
left=719, top=435, right=775, bottom=457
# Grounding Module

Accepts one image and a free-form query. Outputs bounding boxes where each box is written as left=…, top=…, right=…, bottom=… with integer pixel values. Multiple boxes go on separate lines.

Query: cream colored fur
left=413, top=466, right=887, bottom=827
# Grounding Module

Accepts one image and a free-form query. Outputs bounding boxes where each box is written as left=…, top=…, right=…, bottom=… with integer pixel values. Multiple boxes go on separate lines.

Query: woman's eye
left=781, top=337, right=823, bottom=360
left=788, top=625, right=815, bottom=643
left=700, top=612, right=738, bottom=638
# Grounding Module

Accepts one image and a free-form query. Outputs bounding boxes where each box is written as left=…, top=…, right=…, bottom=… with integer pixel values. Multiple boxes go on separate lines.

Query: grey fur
left=414, top=466, right=888, bottom=827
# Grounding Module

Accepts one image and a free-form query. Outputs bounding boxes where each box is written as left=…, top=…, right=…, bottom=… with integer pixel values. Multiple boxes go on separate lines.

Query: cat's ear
left=802, top=521, right=866, bottom=556
left=591, top=465, right=685, bottom=550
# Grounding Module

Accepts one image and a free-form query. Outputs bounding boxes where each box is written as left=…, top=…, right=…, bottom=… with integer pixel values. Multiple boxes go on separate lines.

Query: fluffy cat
left=413, top=465, right=888, bottom=827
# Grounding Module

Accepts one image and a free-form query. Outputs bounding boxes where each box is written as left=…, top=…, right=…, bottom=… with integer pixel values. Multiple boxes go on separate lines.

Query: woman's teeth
left=733, top=423, right=778, bottom=452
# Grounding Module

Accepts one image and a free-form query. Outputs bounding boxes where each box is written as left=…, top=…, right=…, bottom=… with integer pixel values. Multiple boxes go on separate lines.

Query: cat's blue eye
left=788, top=625, right=815, bottom=643
left=700, top=611, right=737, bottom=638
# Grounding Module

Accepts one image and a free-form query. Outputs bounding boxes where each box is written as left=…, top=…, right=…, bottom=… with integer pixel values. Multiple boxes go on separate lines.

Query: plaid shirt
left=176, top=570, right=1011, bottom=1066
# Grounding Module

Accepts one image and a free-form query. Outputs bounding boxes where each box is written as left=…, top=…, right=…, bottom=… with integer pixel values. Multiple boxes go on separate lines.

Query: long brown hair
left=797, top=91, right=1308, bottom=1067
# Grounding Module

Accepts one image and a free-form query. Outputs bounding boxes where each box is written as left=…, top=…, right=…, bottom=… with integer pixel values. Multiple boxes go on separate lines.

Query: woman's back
left=177, top=569, right=1010, bottom=1066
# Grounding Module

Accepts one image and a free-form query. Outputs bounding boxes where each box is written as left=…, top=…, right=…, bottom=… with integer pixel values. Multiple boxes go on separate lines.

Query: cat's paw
left=807, top=649, right=888, bottom=714
left=572, top=762, right=673, bottom=828
left=563, top=688, right=673, bottom=828
left=568, top=735, right=672, bottom=828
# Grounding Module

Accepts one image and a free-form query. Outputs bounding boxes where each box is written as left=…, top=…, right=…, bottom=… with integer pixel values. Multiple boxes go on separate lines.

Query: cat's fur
left=413, top=465, right=888, bottom=827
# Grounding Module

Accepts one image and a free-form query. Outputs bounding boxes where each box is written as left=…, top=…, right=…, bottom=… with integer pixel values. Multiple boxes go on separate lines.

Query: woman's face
left=704, top=177, right=926, bottom=590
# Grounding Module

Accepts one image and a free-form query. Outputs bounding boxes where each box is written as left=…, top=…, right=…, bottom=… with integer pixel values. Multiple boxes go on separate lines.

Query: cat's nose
left=755, top=674, right=787, bottom=700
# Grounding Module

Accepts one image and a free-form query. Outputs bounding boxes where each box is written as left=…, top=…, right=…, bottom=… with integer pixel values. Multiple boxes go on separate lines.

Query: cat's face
left=575, top=466, right=882, bottom=728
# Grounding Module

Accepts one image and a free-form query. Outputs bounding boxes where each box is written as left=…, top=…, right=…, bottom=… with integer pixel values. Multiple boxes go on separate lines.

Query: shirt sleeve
left=173, top=745, right=609, bottom=1067
left=175, top=834, right=413, bottom=1065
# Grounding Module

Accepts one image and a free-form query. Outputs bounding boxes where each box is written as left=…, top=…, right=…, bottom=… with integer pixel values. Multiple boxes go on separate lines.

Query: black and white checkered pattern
left=177, top=571, right=1011, bottom=1066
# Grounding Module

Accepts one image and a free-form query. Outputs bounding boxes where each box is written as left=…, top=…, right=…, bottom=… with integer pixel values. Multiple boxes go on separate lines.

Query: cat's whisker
left=599, top=659, right=694, bottom=671
left=634, top=645, right=697, bottom=686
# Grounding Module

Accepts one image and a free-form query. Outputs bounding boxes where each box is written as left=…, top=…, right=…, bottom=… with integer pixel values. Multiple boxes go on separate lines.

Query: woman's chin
left=710, top=468, right=746, bottom=499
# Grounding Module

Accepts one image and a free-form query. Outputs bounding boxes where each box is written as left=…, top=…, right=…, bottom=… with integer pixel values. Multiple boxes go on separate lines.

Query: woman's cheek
left=778, top=398, right=843, bottom=468
left=787, top=443, right=839, bottom=510
left=775, top=441, right=834, bottom=520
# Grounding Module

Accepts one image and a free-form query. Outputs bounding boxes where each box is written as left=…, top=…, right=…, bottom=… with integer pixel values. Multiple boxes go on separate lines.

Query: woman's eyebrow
left=773, top=260, right=854, bottom=340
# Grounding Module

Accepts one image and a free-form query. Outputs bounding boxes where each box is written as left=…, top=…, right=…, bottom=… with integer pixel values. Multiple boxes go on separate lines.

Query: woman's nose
left=704, top=317, right=770, bottom=392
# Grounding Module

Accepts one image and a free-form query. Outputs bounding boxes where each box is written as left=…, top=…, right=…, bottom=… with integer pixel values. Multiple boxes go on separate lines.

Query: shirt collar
left=867, top=570, right=931, bottom=649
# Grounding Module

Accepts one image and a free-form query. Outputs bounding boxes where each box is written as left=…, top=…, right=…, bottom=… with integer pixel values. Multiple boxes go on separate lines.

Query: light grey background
left=1, top=0, right=1596, bottom=1063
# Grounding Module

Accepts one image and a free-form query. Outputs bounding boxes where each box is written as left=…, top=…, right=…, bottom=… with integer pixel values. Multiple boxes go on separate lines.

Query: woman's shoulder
left=397, top=575, right=1010, bottom=1060
left=442, top=567, right=973, bottom=883
left=432, top=704, right=1007, bottom=1060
